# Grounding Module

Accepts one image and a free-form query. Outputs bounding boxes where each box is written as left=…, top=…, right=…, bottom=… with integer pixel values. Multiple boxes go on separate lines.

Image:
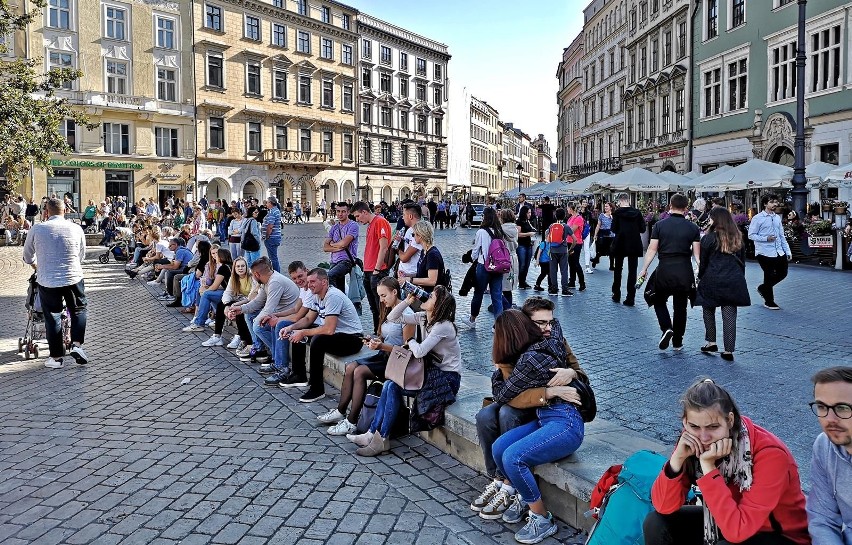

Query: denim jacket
left=748, top=211, right=791, bottom=258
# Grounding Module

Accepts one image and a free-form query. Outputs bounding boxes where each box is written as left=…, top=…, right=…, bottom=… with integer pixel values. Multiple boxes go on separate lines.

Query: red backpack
left=546, top=222, right=571, bottom=247
left=587, top=464, right=623, bottom=520
left=484, top=228, right=512, bottom=273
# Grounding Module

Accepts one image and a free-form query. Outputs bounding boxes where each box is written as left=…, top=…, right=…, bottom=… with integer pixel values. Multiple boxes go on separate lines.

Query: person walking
left=22, top=198, right=89, bottom=369
left=262, top=196, right=283, bottom=272
left=461, top=207, right=505, bottom=329
left=566, top=203, right=586, bottom=292
left=638, top=193, right=701, bottom=351
left=696, top=208, right=750, bottom=362
left=610, top=193, right=646, bottom=306
left=515, top=206, right=535, bottom=289
left=532, top=237, right=551, bottom=293
left=545, top=208, right=573, bottom=297
left=591, top=202, right=615, bottom=270
left=748, top=194, right=792, bottom=311
left=500, top=209, right=519, bottom=309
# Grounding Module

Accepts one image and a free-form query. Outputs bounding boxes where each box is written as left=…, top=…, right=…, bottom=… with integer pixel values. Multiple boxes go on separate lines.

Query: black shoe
left=658, top=329, right=674, bottom=350
left=756, top=284, right=766, bottom=301
left=299, top=390, right=326, bottom=403
left=251, top=349, right=270, bottom=364
left=622, top=300, right=635, bottom=307
left=720, top=352, right=735, bottom=362
left=519, top=284, right=530, bottom=290
left=258, top=363, right=275, bottom=375
left=579, top=284, right=586, bottom=292
left=561, top=290, right=574, bottom=297
left=533, top=285, right=544, bottom=292
left=567, top=284, right=577, bottom=290
left=126, top=270, right=138, bottom=279
left=764, top=302, right=781, bottom=310
left=166, top=301, right=182, bottom=307
left=264, top=372, right=288, bottom=385
left=548, top=290, right=558, bottom=296
left=701, top=344, right=719, bottom=353
left=280, top=374, right=308, bottom=388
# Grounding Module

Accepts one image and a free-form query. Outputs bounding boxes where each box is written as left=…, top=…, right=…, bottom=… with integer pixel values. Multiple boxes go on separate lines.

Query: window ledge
left=726, top=22, right=747, bottom=33
left=320, top=56, right=334, bottom=62
left=723, top=108, right=749, bottom=118
left=807, top=87, right=842, bottom=100
left=202, top=27, right=226, bottom=36
left=699, top=115, right=723, bottom=122
left=766, top=97, right=796, bottom=108
left=270, top=44, right=289, bottom=50
left=271, top=97, right=290, bottom=103
left=242, top=37, right=262, bottom=44
left=207, top=148, right=226, bottom=153
left=202, top=85, right=228, bottom=93
left=320, top=106, right=336, bottom=112
left=244, top=92, right=264, bottom=99
left=296, top=101, right=314, bottom=107
left=702, top=36, right=719, bottom=45
left=294, top=50, right=312, bottom=56
left=246, top=151, right=261, bottom=157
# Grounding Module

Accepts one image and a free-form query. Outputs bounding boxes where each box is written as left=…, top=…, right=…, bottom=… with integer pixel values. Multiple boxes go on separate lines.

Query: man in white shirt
left=747, top=194, right=792, bottom=310
left=22, top=198, right=89, bottom=369
left=395, top=203, right=424, bottom=279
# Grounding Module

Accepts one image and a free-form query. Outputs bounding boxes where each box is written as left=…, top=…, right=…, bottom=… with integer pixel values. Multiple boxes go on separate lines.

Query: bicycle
left=282, top=210, right=296, bottom=224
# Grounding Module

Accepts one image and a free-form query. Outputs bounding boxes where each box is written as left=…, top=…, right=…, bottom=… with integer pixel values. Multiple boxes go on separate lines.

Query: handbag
left=386, top=325, right=425, bottom=391
left=356, top=380, right=384, bottom=433
left=241, top=219, right=260, bottom=252
left=570, top=378, right=597, bottom=423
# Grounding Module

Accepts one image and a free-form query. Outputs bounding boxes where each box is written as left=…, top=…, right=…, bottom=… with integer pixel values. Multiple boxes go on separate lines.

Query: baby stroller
left=19, top=274, right=71, bottom=359
left=98, top=234, right=130, bottom=264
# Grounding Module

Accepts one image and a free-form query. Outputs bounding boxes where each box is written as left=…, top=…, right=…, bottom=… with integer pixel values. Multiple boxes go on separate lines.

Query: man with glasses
left=323, top=202, right=359, bottom=291
left=748, top=194, right=792, bottom=310
left=807, top=366, right=852, bottom=544
left=262, top=196, right=283, bottom=272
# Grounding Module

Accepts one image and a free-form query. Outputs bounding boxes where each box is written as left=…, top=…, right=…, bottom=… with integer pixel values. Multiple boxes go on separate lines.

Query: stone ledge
left=322, top=349, right=668, bottom=530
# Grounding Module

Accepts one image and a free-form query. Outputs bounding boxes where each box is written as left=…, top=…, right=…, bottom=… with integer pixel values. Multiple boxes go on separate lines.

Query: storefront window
left=47, top=168, right=80, bottom=211
left=105, top=170, right=133, bottom=206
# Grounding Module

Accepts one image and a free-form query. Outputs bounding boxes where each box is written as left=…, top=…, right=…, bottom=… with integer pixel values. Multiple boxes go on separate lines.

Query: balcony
left=74, top=91, right=193, bottom=117
left=569, top=157, right=621, bottom=176
left=261, top=149, right=332, bottom=166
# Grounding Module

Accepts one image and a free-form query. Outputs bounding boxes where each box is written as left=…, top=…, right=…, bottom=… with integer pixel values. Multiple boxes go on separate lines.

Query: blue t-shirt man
left=173, top=246, right=194, bottom=270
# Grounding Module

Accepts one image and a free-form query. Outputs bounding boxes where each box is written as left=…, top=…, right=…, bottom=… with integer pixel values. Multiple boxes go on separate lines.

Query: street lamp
left=791, top=0, right=809, bottom=219
left=516, top=162, right=523, bottom=194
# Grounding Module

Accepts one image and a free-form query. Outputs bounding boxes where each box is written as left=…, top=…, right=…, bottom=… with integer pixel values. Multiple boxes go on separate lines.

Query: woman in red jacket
left=644, top=378, right=810, bottom=545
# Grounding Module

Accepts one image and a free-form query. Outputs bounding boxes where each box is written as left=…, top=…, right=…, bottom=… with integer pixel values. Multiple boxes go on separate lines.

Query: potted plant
left=822, top=199, right=835, bottom=212
left=834, top=201, right=848, bottom=215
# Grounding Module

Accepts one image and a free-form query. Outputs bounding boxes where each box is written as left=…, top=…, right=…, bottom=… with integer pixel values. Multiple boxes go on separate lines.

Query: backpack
left=585, top=450, right=668, bottom=545
left=241, top=219, right=260, bottom=252
left=484, top=228, right=512, bottom=274
left=582, top=221, right=591, bottom=240
left=546, top=223, right=571, bottom=248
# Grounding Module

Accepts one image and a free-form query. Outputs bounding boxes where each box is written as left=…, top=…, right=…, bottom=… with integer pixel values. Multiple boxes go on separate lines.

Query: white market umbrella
left=561, top=172, right=611, bottom=195
left=658, top=171, right=691, bottom=187
left=599, top=168, right=675, bottom=192
left=695, top=159, right=793, bottom=192
left=804, top=161, right=837, bottom=188
left=822, top=162, right=852, bottom=188
left=523, top=180, right=552, bottom=197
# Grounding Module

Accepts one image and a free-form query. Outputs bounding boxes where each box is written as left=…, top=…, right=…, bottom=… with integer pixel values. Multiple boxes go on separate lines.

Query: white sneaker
left=458, top=317, right=476, bottom=330
left=68, top=345, right=89, bottom=365
left=236, top=344, right=253, bottom=358
left=226, top=335, right=242, bottom=349
left=317, top=408, right=345, bottom=424
left=147, top=279, right=160, bottom=285
left=202, top=335, right=223, bottom=347
left=346, top=431, right=373, bottom=447
left=44, top=356, right=63, bottom=369
left=584, top=267, right=594, bottom=274
left=328, top=419, right=357, bottom=436
left=205, top=318, right=215, bottom=327
left=182, top=323, right=205, bottom=332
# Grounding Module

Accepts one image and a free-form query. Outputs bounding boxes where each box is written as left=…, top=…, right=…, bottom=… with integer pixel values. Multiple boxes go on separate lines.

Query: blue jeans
left=369, top=380, right=417, bottom=437
left=253, top=317, right=279, bottom=354
left=244, top=249, right=261, bottom=268
left=193, top=289, right=224, bottom=326
left=264, top=237, right=281, bottom=272
left=272, top=320, right=296, bottom=371
left=38, top=280, right=87, bottom=358
left=517, top=245, right=533, bottom=286
left=493, top=403, right=584, bottom=503
left=327, top=260, right=353, bottom=292
left=476, top=403, right=535, bottom=479
left=471, top=263, right=504, bottom=319
left=245, top=311, right=261, bottom=346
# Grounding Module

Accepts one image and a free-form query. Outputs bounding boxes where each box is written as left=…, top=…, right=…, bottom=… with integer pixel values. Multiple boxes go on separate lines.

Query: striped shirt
left=263, top=206, right=282, bottom=239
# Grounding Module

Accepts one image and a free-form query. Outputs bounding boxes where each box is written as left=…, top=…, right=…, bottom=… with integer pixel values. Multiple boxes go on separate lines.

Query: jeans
left=327, top=260, right=353, bottom=292
left=193, top=289, right=224, bottom=326
left=271, top=320, right=296, bottom=371
left=492, top=403, right=584, bottom=504
left=163, top=269, right=186, bottom=296
left=475, top=403, right=535, bottom=479
left=228, top=242, right=244, bottom=260
left=369, top=380, right=419, bottom=437
left=244, top=250, right=261, bottom=268
left=548, top=252, right=569, bottom=292
left=756, top=255, right=788, bottom=304
left=363, top=270, right=387, bottom=332
left=568, top=245, right=585, bottom=288
left=38, top=280, right=87, bottom=358
left=245, top=312, right=261, bottom=346
left=643, top=507, right=797, bottom=545
left=292, top=332, right=362, bottom=394
left=612, top=255, right=639, bottom=302
left=264, top=236, right=282, bottom=272
left=517, top=245, right=533, bottom=287
left=253, top=317, right=279, bottom=353
left=99, top=229, right=115, bottom=246
left=471, top=263, right=504, bottom=319
left=654, top=290, right=690, bottom=345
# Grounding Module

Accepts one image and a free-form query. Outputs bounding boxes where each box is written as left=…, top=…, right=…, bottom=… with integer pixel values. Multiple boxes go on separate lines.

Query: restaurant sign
left=808, top=236, right=833, bottom=248
left=49, top=159, right=144, bottom=170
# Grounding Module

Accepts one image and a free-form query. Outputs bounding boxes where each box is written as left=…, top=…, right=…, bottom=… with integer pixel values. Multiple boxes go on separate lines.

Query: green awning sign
left=49, top=159, right=144, bottom=170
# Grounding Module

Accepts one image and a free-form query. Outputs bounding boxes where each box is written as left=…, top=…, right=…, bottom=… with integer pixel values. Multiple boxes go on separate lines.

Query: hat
left=267, top=196, right=279, bottom=206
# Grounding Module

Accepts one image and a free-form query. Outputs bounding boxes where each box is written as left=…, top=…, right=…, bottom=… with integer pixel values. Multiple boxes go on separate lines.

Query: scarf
left=691, top=421, right=754, bottom=545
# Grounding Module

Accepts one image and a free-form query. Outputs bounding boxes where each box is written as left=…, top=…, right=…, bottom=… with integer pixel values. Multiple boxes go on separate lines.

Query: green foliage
left=0, top=0, right=94, bottom=193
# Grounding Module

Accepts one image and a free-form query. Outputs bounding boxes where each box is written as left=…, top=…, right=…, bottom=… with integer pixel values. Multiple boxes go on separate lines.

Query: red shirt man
left=355, top=205, right=391, bottom=273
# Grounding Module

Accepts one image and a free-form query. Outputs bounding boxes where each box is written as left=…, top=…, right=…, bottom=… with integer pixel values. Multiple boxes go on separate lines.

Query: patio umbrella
left=561, top=172, right=611, bottom=195
left=599, top=168, right=674, bottom=192
left=821, top=162, right=852, bottom=188
left=658, top=171, right=691, bottom=187
left=804, top=161, right=838, bottom=188
left=695, top=159, right=793, bottom=192
left=523, top=180, right=552, bottom=197
left=679, top=165, right=734, bottom=190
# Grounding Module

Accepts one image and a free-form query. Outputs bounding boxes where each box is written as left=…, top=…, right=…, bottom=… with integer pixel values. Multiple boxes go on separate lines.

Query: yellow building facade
left=22, top=0, right=196, bottom=209
left=193, top=0, right=359, bottom=207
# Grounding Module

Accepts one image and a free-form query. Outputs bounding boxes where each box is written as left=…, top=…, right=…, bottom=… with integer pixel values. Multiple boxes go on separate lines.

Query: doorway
left=105, top=170, right=133, bottom=209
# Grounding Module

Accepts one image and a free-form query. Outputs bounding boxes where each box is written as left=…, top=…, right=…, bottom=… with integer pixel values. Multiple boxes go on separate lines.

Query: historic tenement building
left=556, top=34, right=584, bottom=179
left=356, top=13, right=450, bottom=204
left=621, top=0, right=691, bottom=173
left=469, top=96, right=501, bottom=201
left=193, top=0, right=359, bottom=206
left=17, top=0, right=196, bottom=208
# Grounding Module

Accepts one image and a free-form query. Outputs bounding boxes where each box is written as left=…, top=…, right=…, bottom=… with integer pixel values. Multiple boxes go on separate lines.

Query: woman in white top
left=316, top=277, right=416, bottom=436
left=227, top=208, right=246, bottom=259
left=350, top=286, right=462, bottom=456
left=462, top=207, right=506, bottom=329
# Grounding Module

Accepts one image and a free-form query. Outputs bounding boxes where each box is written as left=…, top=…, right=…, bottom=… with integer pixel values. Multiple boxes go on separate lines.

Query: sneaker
left=201, top=335, right=223, bottom=347
left=533, top=286, right=544, bottom=292
left=479, top=489, right=512, bottom=520
left=280, top=374, right=308, bottom=388
left=701, top=343, right=719, bottom=353
left=264, top=372, right=288, bottom=386
left=258, top=363, right=275, bottom=375
left=458, top=317, right=476, bottom=330
left=251, top=349, right=270, bottom=363
left=44, top=356, right=63, bottom=369
left=317, top=408, right=345, bottom=424
left=328, top=419, right=357, bottom=436
left=584, top=267, right=594, bottom=274
left=68, top=345, right=89, bottom=365
left=502, top=495, right=529, bottom=524
left=578, top=284, right=586, bottom=292
left=346, top=431, right=373, bottom=447
left=299, top=390, right=326, bottom=403
left=182, top=323, right=205, bottom=333
left=205, top=318, right=215, bottom=327
left=226, top=336, right=242, bottom=349
left=756, top=284, right=767, bottom=301
left=560, top=290, right=574, bottom=297
left=658, top=329, right=674, bottom=350
left=157, top=293, right=173, bottom=300
left=764, top=302, right=781, bottom=310
left=236, top=345, right=254, bottom=359
left=470, top=480, right=502, bottom=512
left=147, top=279, right=160, bottom=286
left=514, top=512, right=557, bottom=544
left=547, top=290, right=558, bottom=296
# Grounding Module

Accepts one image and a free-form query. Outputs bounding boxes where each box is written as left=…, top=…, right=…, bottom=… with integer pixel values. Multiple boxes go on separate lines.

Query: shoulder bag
left=570, top=378, right=597, bottom=423
left=386, top=323, right=425, bottom=391
left=241, top=219, right=260, bottom=252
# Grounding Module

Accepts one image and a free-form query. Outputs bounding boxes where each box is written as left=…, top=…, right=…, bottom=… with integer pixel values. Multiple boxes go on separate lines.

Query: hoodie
left=611, top=206, right=647, bottom=258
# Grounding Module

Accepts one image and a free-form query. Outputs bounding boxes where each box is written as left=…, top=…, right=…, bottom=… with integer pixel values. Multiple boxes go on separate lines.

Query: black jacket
left=611, top=206, right=646, bottom=257
left=695, top=232, right=751, bottom=308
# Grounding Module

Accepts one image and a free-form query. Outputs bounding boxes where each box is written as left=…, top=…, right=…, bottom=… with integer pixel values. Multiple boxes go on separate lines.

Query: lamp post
left=791, top=0, right=808, bottom=220
left=516, top=162, right=523, bottom=195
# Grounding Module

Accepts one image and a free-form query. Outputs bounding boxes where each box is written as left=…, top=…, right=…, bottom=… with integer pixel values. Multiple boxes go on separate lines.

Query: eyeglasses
left=532, top=319, right=557, bottom=328
left=810, top=402, right=852, bottom=419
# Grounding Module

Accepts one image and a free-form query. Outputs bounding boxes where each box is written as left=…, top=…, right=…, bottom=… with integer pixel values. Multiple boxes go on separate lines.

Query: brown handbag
left=386, top=324, right=425, bottom=390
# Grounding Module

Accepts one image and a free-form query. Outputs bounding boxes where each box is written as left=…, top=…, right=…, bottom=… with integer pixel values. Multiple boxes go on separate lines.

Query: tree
left=0, top=0, right=94, bottom=194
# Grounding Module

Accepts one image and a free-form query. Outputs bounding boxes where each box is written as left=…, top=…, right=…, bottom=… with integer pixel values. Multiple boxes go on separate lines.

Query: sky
left=351, top=0, right=584, bottom=159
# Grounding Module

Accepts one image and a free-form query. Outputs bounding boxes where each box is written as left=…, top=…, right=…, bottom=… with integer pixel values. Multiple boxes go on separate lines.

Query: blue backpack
left=585, top=450, right=667, bottom=545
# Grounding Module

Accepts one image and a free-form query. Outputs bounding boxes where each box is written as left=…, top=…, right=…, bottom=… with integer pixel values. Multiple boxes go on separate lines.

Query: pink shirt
left=567, top=215, right=584, bottom=245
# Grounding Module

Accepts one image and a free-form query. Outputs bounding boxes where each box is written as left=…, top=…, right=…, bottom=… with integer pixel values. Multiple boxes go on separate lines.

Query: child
left=532, top=238, right=551, bottom=292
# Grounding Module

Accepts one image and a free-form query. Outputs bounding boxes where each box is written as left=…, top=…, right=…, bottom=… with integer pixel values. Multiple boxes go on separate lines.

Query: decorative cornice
left=357, top=13, right=450, bottom=61
left=222, top=0, right=359, bottom=43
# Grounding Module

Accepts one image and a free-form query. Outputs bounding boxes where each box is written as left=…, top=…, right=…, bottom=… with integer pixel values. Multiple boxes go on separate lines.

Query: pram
left=98, top=230, right=131, bottom=263
left=19, top=274, right=71, bottom=359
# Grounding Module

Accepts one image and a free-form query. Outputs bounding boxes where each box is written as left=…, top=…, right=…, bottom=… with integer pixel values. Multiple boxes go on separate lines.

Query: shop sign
left=659, top=149, right=680, bottom=159
left=157, top=173, right=182, bottom=180
left=808, top=236, right=833, bottom=248
left=640, top=157, right=655, bottom=164
left=158, top=184, right=182, bottom=191
left=49, top=159, right=144, bottom=170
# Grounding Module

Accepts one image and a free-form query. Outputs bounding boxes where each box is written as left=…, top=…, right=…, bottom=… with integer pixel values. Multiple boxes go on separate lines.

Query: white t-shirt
left=397, top=228, right=423, bottom=276
left=299, top=287, right=322, bottom=325
left=307, top=287, right=362, bottom=335
left=155, top=240, right=175, bottom=259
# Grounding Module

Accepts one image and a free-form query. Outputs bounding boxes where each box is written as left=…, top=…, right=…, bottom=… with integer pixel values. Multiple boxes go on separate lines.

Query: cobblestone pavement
left=0, top=244, right=586, bottom=545
left=272, top=222, right=851, bottom=487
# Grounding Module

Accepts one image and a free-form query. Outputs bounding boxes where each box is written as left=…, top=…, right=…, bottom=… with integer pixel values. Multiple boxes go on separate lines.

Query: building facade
left=556, top=34, right=584, bottom=179
left=21, top=0, right=196, bottom=209
left=577, top=0, right=628, bottom=178
left=531, top=134, right=553, bottom=182
left=193, top=0, right=359, bottom=207
left=621, top=0, right=691, bottom=173
left=500, top=123, right=531, bottom=196
left=691, top=0, right=852, bottom=172
left=470, top=96, right=500, bottom=200
left=357, top=13, right=450, bottom=204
